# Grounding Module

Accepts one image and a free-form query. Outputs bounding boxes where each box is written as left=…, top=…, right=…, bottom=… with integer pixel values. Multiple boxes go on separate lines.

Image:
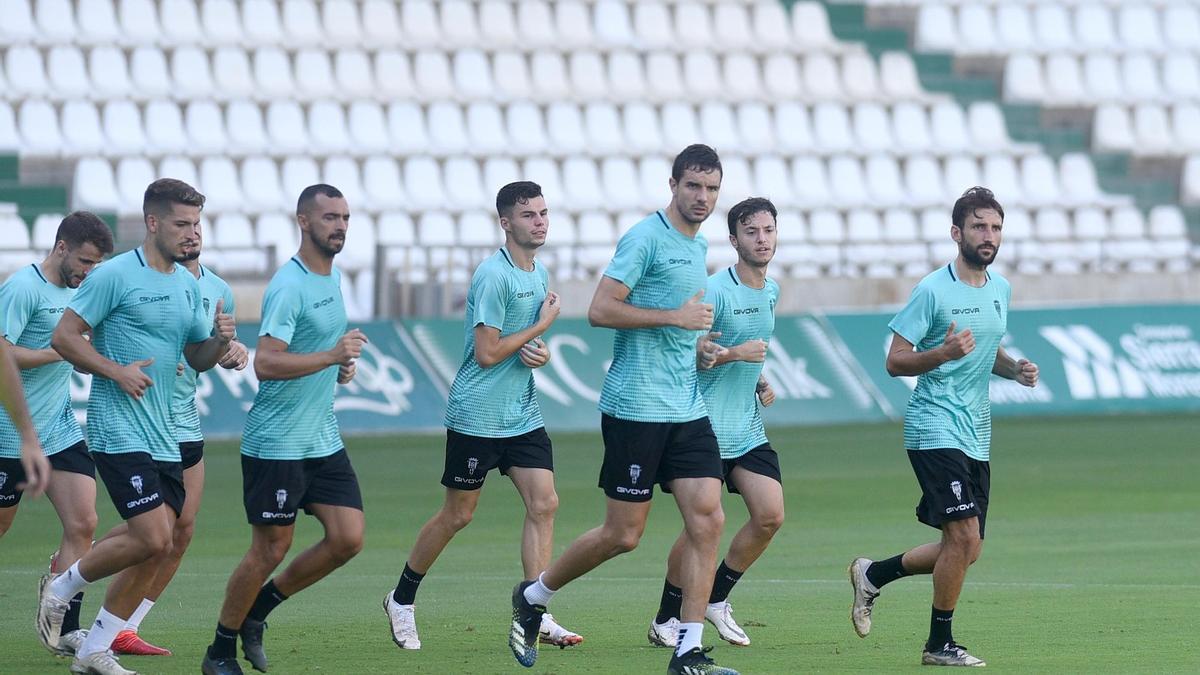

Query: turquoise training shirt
left=241, top=257, right=347, bottom=461
left=0, top=264, right=85, bottom=457
left=699, top=267, right=779, bottom=459
left=445, top=248, right=548, bottom=438
left=598, top=211, right=710, bottom=423
left=69, top=248, right=211, bottom=462
left=889, top=263, right=1011, bottom=461
left=172, top=264, right=235, bottom=444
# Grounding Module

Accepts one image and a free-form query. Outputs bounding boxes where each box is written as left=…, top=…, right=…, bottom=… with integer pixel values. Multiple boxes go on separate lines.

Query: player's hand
left=737, top=339, right=769, bottom=363
left=696, top=332, right=727, bottom=370
left=537, top=292, right=561, bottom=329
left=756, top=378, right=776, bottom=407
left=1016, top=358, right=1039, bottom=387
left=675, top=290, right=714, bottom=331
left=519, top=337, right=550, bottom=368
left=330, top=329, right=368, bottom=366
left=941, top=321, right=975, bottom=361
left=176, top=362, right=185, bottom=376
left=337, top=360, right=356, bottom=384
left=115, top=358, right=154, bottom=399
left=212, top=299, right=236, bottom=344
left=218, top=340, right=249, bottom=371
left=17, top=441, right=50, bottom=499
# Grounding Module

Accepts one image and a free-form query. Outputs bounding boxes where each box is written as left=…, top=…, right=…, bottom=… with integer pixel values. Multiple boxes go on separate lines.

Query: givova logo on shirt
left=137, top=295, right=170, bottom=304
left=516, top=291, right=534, bottom=299
left=733, top=307, right=760, bottom=315
left=312, top=296, right=337, bottom=309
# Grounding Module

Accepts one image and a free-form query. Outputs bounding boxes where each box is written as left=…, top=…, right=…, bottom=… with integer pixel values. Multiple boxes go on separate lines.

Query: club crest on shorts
left=950, top=480, right=963, bottom=502
left=130, top=474, right=144, bottom=495
left=467, top=457, right=479, bottom=476
left=629, top=463, right=642, bottom=484
left=0, top=471, right=7, bottom=491
left=276, top=489, right=288, bottom=510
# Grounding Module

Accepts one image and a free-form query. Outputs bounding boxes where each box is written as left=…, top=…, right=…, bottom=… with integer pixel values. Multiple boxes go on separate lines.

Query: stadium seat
left=242, top=0, right=282, bottom=45
left=31, top=213, right=61, bottom=250
left=295, top=50, right=336, bottom=99
left=19, top=99, right=62, bottom=154
left=530, top=52, right=570, bottom=102
left=0, top=103, right=19, bottom=151
left=853, top=103, right=893, bottom=152
left=763, top=55, right=803, bottom=100
left=880, top=52, right=925, bottom=101
left=376, top=212, right=415, bottom=247
left=212, top=48, right=254, bottom=101
left=172, top=47, right=215, bottom=100
left=684, top=53, right=722, bottom=100
left=255, top=212, right=298, bottom=266
left=441, top=0, right=479, bottom=48
left=813, top=103, right=854, bottom=152
left=1148, top=205, right=1186, bottom=239
left=323, top=156, right=365, bottom=209
left=594, top=0, right=633, bottom=48
left=361, top=0, right=401, bottom=46
left=943, top=155, right=981, bottom=196
left=843, top=53, right=880, bottom=102
left=752, top=2, right=790, bottom=53
left=36, top=0, right=77, bottom=44
left=1074, top=4, right=1116, bottom=53
left=323, top=0, right=360, bottom=46
left=1117, top=6, right=1162, bottom=53
left=699, top=102, right=739, bottom=154
left=1093, top=105, right=1135, bottom=152
left=1133, top=105, right=1173, bottom=154
left=1123, top=55, right=1162, bottom=102
left=73, top=157, right=119, bottom=210
left=1174, top=104, right=1200, bottom=152
left=263, top=101, right=306, bottom=153
left=905, top=156, right=944, bottom=207
left=892, top=102, right=931, bottom=153
left=867, top=155, right=908, bottom=206
left=459, top=211, right=499, bottom=247
left=774, top=102, right=814, bottom=153
left=417, top=211, right=456, bottom=246
left=61, top=101, right=105, bottom=155
left=637, top=155, right=670, bottom=210
left=1020, top=155, right=1060, bottom=207
left=114, top=157, right=153, bottom=213
left=1084, top=54, right=1123, bottom=103
left=1034, top=4, right=1073, bottom=52
left=201, top=0, right=243, bottom=46
left=1163, top=55, right=1200, bottom=101
left=828, top=156, right=869, bottom=207
left=0, top=0, right=37, bottom=43
left=240, top=156, right=285, bottom=213
left=159, top=155, right=198, bottom=188
left=982, top=155, right=1023, bottom=205
left=1073, top=207, right=1109, bottom=240
left=281, top=0, right=320, bottom=42
left=805, top=54, right=843, bottom=101
left=427, top=102, right=469, bottom=155
left=333, top=51, right=374, bottom=100
left=100, top=102, right=145, bottom=161
left=1045, top=55, right=1085, bottom=105
left=117, top=0, right=158, bottom=45
left=6, top=46, right=48, bottom=97
left=1164, top=6, right=1200, bottom=50
left=90, top=46, right=131, bottom=99
left=144, top=101, right=187, bottom=155
left=1110, top=207, right=1146, bottom=239
left=915, top=5, right=956, bottom=52
left=724, top=54, right=763, bottom=102
left=1034, top=208, right=1071, bottom=241
left=808, top=209, right=844, bottom=244
left=198, top=157, right=242, bottom=213
left=930, top=102, right=970, bottom=154
left=583, top=103, right=623, bottom=156
left=444, top=157, right=487, bottom=211
left=455, top=50, right=494, bottom=100
left=883, top=209, right=919, bottom=243
left=280, top=156, right=318, bottom=200
left=968, top=102, right=1014, bottom=151
left=348, top=102, right=389, bottom=155
left=790, top=156, right=831, bottom=208
left=47, top=47, right=90, bottom=101
left=646, top=52, right=685, bottom=103
left=160, top=0, right=201, bottom=43
left=128, top=47, right=171, bottom=100
left=362, top=156, right=404, bottom=210
left=1004, top=54, right=1045, bottom=103
left=185, top=100, right=227, bottom=154
left=792, top=1, right=837, bottom=52
left=514, top=1, right=555, bottom=50
left=310, top=101, right=351, bottom=154
left=608, top=51, right=646, bottom=101
left=403, top=156, right=446, bottom=211
left=997, top=4, right=1036, bottom=52
left=735, top=102, right=773, bottom=155
left=556, top=0, right=594, bottom=49
left=623, top=103, right=662, bottom=154
left=375, top=51, right=415, bottom=101
left=569, top=52, right=607, bottom=101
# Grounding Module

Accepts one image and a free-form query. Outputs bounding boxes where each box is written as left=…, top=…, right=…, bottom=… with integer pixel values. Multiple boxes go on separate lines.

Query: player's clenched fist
left=331, top=328, right=368, bottom=366
left=219, top=340, right=250, bottom=370
left=537, top=292, right=561, bottom=328
left=756, top=376, right=776, bottom=407
left=117, top=358, right=155, bottom=399
left=1016, top=358, right=1039, bottom=387
left=212, top=298, right=236, bottom=343
left=737, top=338, right=769, bottom=363
left=337, top=361, right=356, bottom=384
left=696, top=331, right=726, bottom=370
left=676, top=290, right=714, bottom=331
left=519, top=337, right=551, bottom=369
left=941, top=321, right=975, bottom=360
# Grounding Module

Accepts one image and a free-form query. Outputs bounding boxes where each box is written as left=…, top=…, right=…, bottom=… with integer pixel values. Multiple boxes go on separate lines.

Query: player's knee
left=752, top=508, right=785, bottom=537
left=442, top=505, right=474, bottom=532
left=327, top=532, right=364, bottom=564
left=64, top=511, right=99, bottom=545
left=944, top=525, right=980, bottom=554
left=171, top=520, right=196, bottom=556
left=604, top=526, right=643, bottom=554
left=527, top=492, right=558, bottom=522
left=253, top=535, right=292, bottom=567
left=687, top=506, right=725, bottom=543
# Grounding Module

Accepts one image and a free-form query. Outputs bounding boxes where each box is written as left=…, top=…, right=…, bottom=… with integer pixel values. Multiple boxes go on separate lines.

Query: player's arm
left=885, top=322, right=975, bottom=377
left=52, top=309, right=153, bottom=397
left=712, top=339, right=769, bottom=366
left=1, top=286, right=61, bottom=368
left=184, top=298, right=235, bottom=372
left=588, top=277, right=713, bottom=331
left=756, top=374, right=776, bottom=407
left=254, top=329, right=368, bottom=382
left=992, top=345, right=1039, bottom=387
left=7, top=342, right=62, bottom=369
left=475, top=291, right=560, bottom=368
left=0, top=340, right=49, bottom=497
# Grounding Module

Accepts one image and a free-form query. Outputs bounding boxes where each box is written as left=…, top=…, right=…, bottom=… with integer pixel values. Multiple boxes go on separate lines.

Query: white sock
left=675, top=622, right=704, bottom=657
left=48, top=561, right=91, bottom=601
left=125, top=598, right=155, bottom=632
left=77, top=607, right=124, bottom=658
left=522, top=573, right=556, bottom=607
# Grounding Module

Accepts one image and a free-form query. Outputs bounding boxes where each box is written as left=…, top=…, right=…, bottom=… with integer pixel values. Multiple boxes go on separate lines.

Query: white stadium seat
left=73, top=157, right=119, bottom=211
left=444, top=157, right=487, bottom=210
left=441, top=0, right=479, bottom=48
left=226, top=100, right=269, bottom=155
left=280, top=156, right=318, bottom=200
left=61, top=101, right=105, bottom=155
left=283, top=0, right=321, bottom=43
left=19, top=99, right=62, bottom=154
left=90, top=47, right=131, bottom=99
left=159, top=155, right=199, bottom=188
left=47, top=47, right=90, bottom=101
left=0, top=0, right=37, bottom=43
left=363, top=156, right=404, bottom=210
left=361, top=0, right=402, bottom=46
left=201, top=0, right=243, bottom=46
left=115, top=157, right=153, bottom=213
left=240, top=156, right=285, bottom=212
left=243, top=0, right=283, bottom=45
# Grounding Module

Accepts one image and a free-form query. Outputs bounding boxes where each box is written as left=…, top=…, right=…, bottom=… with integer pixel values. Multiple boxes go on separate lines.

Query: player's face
left=300, top=194, right=350, bottom=258
left=669, top=168, right=721, bottom=226
left=501, top=196, right=549, bottom=249
left=953, top=207, right=1003, bottom=268
left=731, top=211, right=777, bottom=268
left=148, top=203, right=202, bottom=263
left=55, top=241, right=104, bottom=289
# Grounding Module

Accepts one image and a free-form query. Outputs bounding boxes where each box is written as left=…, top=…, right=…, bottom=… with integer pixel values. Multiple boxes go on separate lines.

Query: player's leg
left=274, top=503, right=365, bottom=595
left=0, top=457, right=26, bottom=536
left=114, top=451, right=204, bottom=656
left=0, top=503, right=15, bottom=537
left=650, top=531, right=687, bottom=646
left=668, top=476, right=725, bottom=642
left=44, top=458, right=99, bottom=655
left=704, top=465, right=785, bottom=647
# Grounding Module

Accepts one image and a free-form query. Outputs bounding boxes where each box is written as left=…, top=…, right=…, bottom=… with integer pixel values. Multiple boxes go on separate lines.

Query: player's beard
left=57, top=258, right=83, bottom=289
left=737, top=243, right=775, bottom=268
left=310, top=230, right=345, bottom=258
left=960, top=241, right=997, bottom=268
left=180, top=246, right=201, bottom=262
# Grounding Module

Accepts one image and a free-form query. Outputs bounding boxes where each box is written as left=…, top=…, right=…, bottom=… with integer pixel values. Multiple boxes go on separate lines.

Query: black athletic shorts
left=180, top=441, right=205, bottom=471
left=94, top=451, right=185, bottom=520
left=722, top=443, right=782, bottom=494
left=441, top=427, right=553, bottom=490
left=242, top=449, right=363, bottom=526
left=908, top=448, right=990, bottom=539
left=598, top=414, right=723, bottom=502
left=0, top=441, right=95, bottom=508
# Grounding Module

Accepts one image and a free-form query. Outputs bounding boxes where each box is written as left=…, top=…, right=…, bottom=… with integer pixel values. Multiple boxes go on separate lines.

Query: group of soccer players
left=0, top=142, right=1040, bottom=674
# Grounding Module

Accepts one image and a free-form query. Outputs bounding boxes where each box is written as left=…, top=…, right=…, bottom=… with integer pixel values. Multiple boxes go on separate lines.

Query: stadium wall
left=66, top=304, right=1200, bottom=438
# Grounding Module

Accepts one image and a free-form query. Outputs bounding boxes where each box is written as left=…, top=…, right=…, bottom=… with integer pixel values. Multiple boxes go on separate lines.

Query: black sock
left=61, top=592, right=84, bottom=633
left=654, top=580, right=683, bottom=624
left=865, top=553, right=912, bottom=589
left=927, top=606, right=954, bottom=651
left=209, top=623, right=238, bottom=659
left=246, top=580, right=289, bottom=623
left=709, top=560, right=744, bottom=604
left=392, top=563, right=425, bottom=605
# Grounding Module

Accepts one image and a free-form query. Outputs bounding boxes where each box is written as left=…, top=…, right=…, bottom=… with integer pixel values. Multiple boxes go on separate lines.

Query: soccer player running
left=848, top=187, right=1039, bottom=667
left=41, top=179, right=236, bottom=675
left=649, top=198, right=782, bottom=649
left=0, top=213, right=112, bottom=658
left=384, top=181, right=582, bottom=650
left=202, top=185, right=365, bottom=675
left=108, top=220, right=250, bottom=657
left=508, top=145, right=740, bottom=675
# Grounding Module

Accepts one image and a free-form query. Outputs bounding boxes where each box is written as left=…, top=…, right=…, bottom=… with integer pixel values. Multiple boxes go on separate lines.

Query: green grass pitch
left=2, top=414, right=1198, bottom=673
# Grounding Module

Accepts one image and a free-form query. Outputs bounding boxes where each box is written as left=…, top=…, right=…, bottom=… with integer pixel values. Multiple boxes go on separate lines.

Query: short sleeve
left=471, top=272, right=507, bottom=331
left=68, top=264, right=123, bottom=330
left=0, top=280, right=37, bottom=344
left=707, top=277, right=725, bottom=321
left=888, top=282, right=936, bottom=346
left=603, top=230, right=653, bottom=291
left=259, top=282, right=302, bottom=345
left=186, top=278, right=210, bottom=344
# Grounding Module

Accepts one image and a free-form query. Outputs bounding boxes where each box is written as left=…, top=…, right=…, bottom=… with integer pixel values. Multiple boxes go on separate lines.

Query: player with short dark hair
left=0, top=211, right=112, bottom=658
left=202, top=184, right=366, bottom=675
left=41, top=179, right=235, bottom=675
left=507, top=145, right=740, bottom=675
left=383, top=181, right=582, bottom=651
left=106, top=218, right=249, bottom=657
left=649, top=197, right=782, bottom=649
left=848, top=187, right=1040, bottom=667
